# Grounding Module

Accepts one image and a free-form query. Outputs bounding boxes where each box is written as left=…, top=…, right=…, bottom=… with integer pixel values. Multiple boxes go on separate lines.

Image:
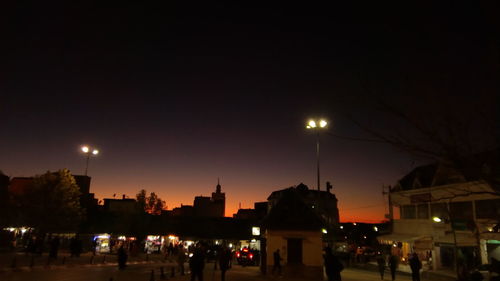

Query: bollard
left=160, top=266, right=166, bottom=280
left=30, top=256, right=35, bottom=268
left=150, top=269, right=155, bottom=281
left=90, top=255, right=94, bottom=265
left=171, top=266, right=175, bottom=277
left=11, top=256, right=17, bottom=269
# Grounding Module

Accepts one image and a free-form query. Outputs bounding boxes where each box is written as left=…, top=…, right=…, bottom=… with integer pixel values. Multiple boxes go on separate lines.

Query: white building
left=379, top=161, right=500, bottom=275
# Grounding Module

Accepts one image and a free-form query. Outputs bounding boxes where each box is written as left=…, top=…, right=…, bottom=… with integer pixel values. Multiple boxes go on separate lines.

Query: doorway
left=287, top=238, right=303, bottom=264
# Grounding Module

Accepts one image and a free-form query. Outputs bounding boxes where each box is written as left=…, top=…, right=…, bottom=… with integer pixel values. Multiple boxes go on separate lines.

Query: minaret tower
left=211, top=178, right=226, bottom=217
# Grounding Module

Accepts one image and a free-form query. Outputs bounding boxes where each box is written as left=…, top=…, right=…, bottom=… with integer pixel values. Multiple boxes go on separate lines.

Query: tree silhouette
left=12, top=169, right=83, bottom=234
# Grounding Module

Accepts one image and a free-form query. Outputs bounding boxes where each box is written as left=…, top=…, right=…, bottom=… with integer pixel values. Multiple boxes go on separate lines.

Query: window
left=450, top=201, right=473, bottom=221
left=475, top=199, right=500, bottom=219
left=401, top=205, right=416, bottom=219
left=431, top=203, right=448, bottom=219
left=417, top=203, right=429, bottom=219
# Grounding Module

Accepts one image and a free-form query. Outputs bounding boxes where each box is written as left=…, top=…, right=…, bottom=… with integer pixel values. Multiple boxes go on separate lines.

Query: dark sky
left=1, top=3, right=497, bottom=221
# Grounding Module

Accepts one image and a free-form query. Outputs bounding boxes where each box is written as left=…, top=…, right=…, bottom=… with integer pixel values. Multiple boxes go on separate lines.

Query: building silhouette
left=171, top=180, right=226, bottom=217
left=267, top=182, right=340, bottom=226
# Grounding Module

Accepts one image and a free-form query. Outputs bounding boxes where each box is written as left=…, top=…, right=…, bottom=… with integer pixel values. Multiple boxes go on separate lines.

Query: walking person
left=49, top=236, right=60, bottom=259
left=117, top=245, right=128, bottom=270
left=272, top=249, right=282, bottom=275
left=189, top=243, right=206, bottom=281
left=177, top=244, right=187, bottom=275
left=409, top=253, right=422, bottom=281
left=388, top=254, right=399, bottom=281
left=218, top=246, right=231, bottom=281
left=376, top=253, right=386, bottom=280
left=324, top=247, right=343, bottom=281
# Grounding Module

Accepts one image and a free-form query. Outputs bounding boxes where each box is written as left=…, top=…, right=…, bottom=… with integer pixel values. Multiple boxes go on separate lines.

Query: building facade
left=379, top=162, right=500, bottom=275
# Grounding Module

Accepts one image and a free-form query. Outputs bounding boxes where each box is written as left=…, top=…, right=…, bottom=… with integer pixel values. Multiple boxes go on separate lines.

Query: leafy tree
left=136, top=189, right=147, bottom=212
left=153, top=198, right=165, bottom=215
left=12, top=169, right=83, bottom=234
left=146, top=192, right=158, bottom=213
left=135, top=189, right=165, bottom=215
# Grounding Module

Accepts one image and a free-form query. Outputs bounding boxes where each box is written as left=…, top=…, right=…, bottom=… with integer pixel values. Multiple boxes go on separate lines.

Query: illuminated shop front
left=94, top=234, right=111, bottom=253
left=145, top=235, right=162, bottom=253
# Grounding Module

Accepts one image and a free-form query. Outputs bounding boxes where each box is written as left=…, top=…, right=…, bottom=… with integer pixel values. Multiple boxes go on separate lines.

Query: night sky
left=1, top=3, right=497, bottom=221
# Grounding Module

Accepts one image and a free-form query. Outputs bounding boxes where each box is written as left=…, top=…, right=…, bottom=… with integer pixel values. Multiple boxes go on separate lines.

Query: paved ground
left=0, top=261, right=429, bottom=281
left=0, top=251, right=168, bottom=270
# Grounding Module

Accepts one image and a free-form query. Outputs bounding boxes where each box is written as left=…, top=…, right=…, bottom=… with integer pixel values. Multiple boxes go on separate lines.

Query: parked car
left=235, top=247, right=259, bottom=266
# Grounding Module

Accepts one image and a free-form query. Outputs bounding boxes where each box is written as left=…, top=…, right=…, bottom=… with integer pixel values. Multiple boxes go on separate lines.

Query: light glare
left=81, top=146, right=89, bottom=153
left=308, top=120, right=317, bottom=128
left=92, top=149, right=99, bottom=155
left=432, top=217, right=442, bottom=223
left=319, top=120, right=327, bottom=128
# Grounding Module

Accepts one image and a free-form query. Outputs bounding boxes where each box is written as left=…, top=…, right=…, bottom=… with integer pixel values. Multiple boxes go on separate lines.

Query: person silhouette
left=118, top=245, right=128, bottom=270
left=218, top=246, right=231, bottom=281
left=189, top=243, right=206, bottom=281
left=409, top=253, right=422, bottom=281
left=388, top=254, right=399, bottom=281
left=324, top=247, right=343, bottom=281
left=272, top=249, right=282, bottom=275
left=177, top=244, right=187, bottom=275
left=376, top=253, right=386, bottom=280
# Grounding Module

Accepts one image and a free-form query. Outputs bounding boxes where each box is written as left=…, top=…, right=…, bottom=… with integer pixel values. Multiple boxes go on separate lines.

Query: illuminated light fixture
left=340, top=226, right=344, bottom=229
left=353, top=222, right=357, bottom=226
left=307, top=120, right=317, bottom=129
left=322, top=228, right=328, bottom=234
left=487, top=227, right=493, bottom=232
left=81, top=145, right=99, bottom=176
left=432, top=217, right=442, bottom=223
left=229, top=243, right=233, bottom=248
left=363, top=235, right=367, bottom=239
left=168, top=235, right=177, bottom=240
left=319, top=120, right=328, bottom=128
left=374, top=226, right=378, bottom=232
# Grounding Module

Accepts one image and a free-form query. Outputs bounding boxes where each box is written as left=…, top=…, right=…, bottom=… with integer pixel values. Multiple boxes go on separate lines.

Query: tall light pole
left=306, top=119, right=328, bottom=191
left=81, top=145, right=99, bottom=176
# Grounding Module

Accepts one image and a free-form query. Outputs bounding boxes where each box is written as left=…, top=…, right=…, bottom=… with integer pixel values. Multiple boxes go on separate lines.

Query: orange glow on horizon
left=93, top=190, right=386, bottom=223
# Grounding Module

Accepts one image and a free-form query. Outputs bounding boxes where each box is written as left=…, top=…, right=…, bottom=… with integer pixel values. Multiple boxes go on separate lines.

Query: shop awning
left=377, top=233, right=429, bottom=243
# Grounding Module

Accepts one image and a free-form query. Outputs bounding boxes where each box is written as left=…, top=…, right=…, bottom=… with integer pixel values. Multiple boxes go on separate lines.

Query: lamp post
left=306, top=119, right=328, bottom=191
left=81, top=145, right=99, bottom=176
left=432, top=200, right=460, bottom=279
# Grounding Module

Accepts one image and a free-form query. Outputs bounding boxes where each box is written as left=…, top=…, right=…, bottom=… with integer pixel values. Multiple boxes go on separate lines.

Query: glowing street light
left=432, top=216, right=442, bottom=223
left=81, top=145, right=99, bottom=176
left=305, top=118, right=329, bottom=191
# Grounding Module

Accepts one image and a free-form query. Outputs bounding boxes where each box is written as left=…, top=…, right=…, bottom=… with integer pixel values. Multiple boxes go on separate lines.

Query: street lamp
left=81, top=145, right=99, bottom=176
left=306, top=118, right=328, bottom=191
